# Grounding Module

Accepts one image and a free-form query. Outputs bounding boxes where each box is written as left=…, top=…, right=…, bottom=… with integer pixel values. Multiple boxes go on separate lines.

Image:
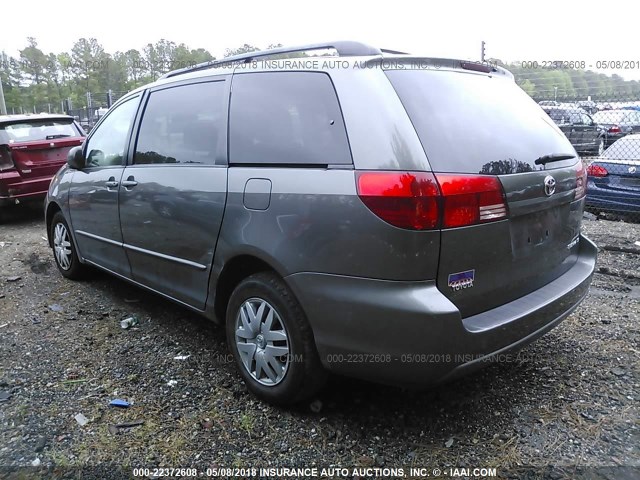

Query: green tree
left=19, top=37, right=47, bottom=84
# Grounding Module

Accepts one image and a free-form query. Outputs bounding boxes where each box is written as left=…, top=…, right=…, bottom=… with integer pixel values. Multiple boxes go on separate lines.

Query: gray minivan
left=45, top=42, right=597, bottom=405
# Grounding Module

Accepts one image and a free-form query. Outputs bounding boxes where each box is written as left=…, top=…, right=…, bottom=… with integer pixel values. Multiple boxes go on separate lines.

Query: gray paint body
left=45, top=55, right=597, bottom=387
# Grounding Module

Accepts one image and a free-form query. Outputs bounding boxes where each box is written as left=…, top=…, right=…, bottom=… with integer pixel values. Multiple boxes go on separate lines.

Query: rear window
left=593, top=111, right=628, bottom=124
left=229, top=72, right=352, bottom=166
left=602, top=137, right=640, bottom=161
left=385, top=70, right=576, bottom=174
left=0, top=119, right=79, bottom=143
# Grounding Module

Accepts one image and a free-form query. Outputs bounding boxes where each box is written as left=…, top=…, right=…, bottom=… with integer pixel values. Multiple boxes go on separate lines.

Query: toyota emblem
left=544, top=175, right=556, bottom=196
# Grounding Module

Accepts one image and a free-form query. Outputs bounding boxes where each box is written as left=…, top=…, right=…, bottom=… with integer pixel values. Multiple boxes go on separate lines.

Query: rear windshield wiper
left=534, top=153, right=576, bottom=166
left=46, top=134, right=71, bottom=140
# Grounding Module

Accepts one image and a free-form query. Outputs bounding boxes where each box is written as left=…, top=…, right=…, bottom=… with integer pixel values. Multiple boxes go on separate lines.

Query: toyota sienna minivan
left=45, top=41, right=597, bottom=405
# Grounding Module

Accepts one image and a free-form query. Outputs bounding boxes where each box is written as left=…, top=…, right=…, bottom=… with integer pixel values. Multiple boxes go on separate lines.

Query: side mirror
left=67, top=146, right=86, bottom=170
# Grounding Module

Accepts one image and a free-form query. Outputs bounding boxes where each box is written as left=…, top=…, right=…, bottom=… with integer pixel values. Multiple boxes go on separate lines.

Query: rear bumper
left=285, top=234, right=597, bottom=387
left=0, top=170, right=52, bottom=206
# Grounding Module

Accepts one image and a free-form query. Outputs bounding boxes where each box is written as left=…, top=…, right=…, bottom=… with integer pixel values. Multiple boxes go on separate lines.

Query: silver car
left=45, top=42, right=597, bottom=405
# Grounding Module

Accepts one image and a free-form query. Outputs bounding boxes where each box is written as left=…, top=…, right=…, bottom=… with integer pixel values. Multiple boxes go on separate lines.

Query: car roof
left=121, top=41, right=515, bottom=101
left=0, top=113, right=74, bottom=125
left=616, top=133, right=640, bottom=140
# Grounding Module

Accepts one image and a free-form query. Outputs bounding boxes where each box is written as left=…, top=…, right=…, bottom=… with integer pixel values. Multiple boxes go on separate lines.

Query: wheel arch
left=213, top=253, right=284, bottom=323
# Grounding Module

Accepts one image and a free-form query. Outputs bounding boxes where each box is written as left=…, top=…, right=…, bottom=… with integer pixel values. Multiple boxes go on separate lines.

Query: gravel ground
left=0, top=204, right=638, bottom=480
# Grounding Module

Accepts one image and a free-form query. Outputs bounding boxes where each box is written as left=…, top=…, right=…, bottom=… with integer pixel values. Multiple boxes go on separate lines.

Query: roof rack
left=380, top=48, right=409, bottom=55
left=159, top=41, right=387, bottom=80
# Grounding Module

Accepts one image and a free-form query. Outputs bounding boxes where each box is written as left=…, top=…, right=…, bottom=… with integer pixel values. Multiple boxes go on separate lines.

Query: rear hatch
left=0, top=117, right=84, bottom=178
left=386, top=66, right=585, bottom=317
left=588, top=136, right=640, bottom=198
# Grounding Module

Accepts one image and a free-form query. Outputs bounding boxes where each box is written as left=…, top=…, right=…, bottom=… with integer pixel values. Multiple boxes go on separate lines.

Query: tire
left=226, top=272, right=327, bottom=405
left=50, top=211, right=87, bottom=280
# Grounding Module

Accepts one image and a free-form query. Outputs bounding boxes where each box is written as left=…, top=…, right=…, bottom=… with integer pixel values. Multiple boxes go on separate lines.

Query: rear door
left=118, top=78, right=229, bottom=309
left=591, top=136, right=640, bottom=196
left=580, top=113, right=600, bottom=150
left=1, top=118, right=84, bottom=178
left=567, top=112, right=586, bottom=149
left=386, top=68, right=583, bottom=317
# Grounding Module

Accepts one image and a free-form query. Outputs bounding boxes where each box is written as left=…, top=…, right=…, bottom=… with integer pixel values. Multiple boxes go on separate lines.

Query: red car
left=0, top=114, right=85, bottom=209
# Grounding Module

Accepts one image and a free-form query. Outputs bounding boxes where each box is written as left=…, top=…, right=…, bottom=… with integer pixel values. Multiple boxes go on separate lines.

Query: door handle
left=105, top=177, right=119, bottom=188
left=121, top=176, right=138, bottom=188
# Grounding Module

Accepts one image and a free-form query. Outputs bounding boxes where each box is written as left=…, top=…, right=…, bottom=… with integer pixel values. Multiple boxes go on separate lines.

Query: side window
left=134, top=81, right=225, bottom=165
left=569, top=113, right=583, bottom=125
left=582, top=114, right=593, bottom=126
left=229, top=72, right=352, bottom=165
left=85, top=96, right=139, bottom=167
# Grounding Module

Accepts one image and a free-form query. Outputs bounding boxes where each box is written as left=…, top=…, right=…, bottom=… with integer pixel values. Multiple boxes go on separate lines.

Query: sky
left=2, top=0, right=640, bottom=80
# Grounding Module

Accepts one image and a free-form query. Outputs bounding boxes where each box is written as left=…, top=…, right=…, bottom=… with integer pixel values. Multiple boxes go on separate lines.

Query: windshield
left=385, top=69, right=575, bottom=174
left=0, top=119, right=79, bottom=143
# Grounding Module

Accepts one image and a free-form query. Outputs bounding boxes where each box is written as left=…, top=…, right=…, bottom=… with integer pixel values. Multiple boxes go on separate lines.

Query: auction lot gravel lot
left=0, top=204, right=638, bottom=479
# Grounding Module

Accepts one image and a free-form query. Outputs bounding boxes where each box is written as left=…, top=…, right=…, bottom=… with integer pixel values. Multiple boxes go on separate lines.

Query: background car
left=577, top=100, right=598, bottom=114
left=586, top=134, right=640, bottom=215
left=542, top=106, right=606, bottom=155
left=0, top=114, right=85, bottom=211
left=592, top=109, right=640, bottom=148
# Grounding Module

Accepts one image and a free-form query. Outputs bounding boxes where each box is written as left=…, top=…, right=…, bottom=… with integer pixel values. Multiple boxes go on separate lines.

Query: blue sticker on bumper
left=448, top=269, right=475, bottom=291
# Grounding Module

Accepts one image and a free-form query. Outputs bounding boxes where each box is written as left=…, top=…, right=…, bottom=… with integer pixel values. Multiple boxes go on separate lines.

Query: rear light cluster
left=608, top=125, right=622, bottom=134
left=575, top=161, right=588, bottom=199
left=587, top=164, right=608, bottom=178
left=356, top=171, right=508, bottom=230
left=0, top=146, right=14, bottom=171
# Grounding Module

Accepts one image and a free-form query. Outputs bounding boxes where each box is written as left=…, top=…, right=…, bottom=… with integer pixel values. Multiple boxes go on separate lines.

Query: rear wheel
left=50, top=212, right=87, bottom=279
left=226, top=272, right=327, bottom=405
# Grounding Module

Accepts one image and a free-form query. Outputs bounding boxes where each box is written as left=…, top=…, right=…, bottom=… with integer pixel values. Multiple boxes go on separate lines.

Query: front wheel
left=226, top=272, right=327, bottom=405
left=50, top=212, right=87, bottom=279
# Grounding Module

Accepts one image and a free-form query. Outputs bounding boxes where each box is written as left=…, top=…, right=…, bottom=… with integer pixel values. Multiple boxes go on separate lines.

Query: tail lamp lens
left=356, top=171, right=508, bottom=230
left=586, top=164, right=608, bottom=178
left=0, top=146, right=14, bottom=171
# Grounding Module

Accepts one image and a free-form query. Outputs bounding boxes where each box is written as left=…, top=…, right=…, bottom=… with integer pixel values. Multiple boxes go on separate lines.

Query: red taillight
left=575, top=161, right=588, bottom=199
left=608, top=125, right=622, bottom=134
left=356, top=171, right=440, bottom=230
left=435, top=175, right=508, bottom=228
left=356, top=171, right=508, bottom=230
left=587, top=164, right=608, bottom=178
left=0, top=146, right=14, bottom=171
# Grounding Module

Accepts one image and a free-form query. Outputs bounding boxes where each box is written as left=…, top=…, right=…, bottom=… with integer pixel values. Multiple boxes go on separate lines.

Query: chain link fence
left=5, top=82, right=640, bottom=222
left=531, top=92, right=640, bottom=222
left=7, top=91, right=128, bottom=132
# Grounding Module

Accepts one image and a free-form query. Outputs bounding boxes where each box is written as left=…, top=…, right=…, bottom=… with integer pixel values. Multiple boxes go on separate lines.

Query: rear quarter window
left=229, top=72, right=352, bottom=166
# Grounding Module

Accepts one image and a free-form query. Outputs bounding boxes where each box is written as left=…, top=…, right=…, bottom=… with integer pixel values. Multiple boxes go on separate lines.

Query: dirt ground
left=0, top=204, right=638, bottom=480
